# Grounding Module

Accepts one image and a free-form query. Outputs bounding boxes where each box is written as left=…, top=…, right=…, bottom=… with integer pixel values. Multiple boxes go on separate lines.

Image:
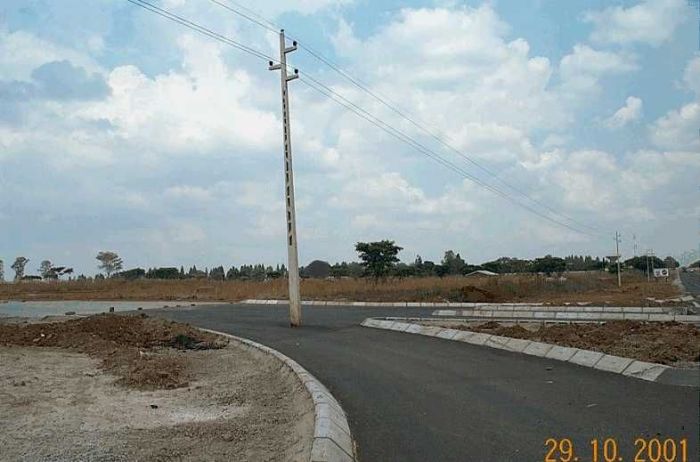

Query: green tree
left=146, top=267, right=180, bottom=279
left=624, top=256, right=664, bottom=272
left=441, top=250, right=466, bottom=275
left=39, top=260, right=53, bottom=279
left=96, top=251, right=123, bottom=277
left=209, top=266, right=225, bottom=280
left=11, top=257, right=29, bottom=281
left=663, top=256, right=679, bottom=269
left=115, top=268, right=146, bottom=280
left=531, top=255, right=566, bottom=276
left=355, top=240, right=403, bottom=280
left=226, top=266, right=240, bottom=279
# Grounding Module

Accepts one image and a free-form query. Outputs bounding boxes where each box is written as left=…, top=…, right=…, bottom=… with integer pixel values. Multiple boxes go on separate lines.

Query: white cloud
left=649, top=102, right=700, bottom=151
left=0, top=30, right=102, bottom=81
left=584, top=0, right=688, bottom=47
left=164, top=185, right=212, bottom=202
left=550, top=150, right=617, bottom=211
left=541, top=134, right=569, bottom=149
left=162, top=0, right=187, bottom=8
left=77, top=35, right=279, bottom=155
left=683, top=56, right=700, bottom=95
left=559, top=44, right=637, bottom=97
left=605, top=96, right=643, bottom=129
left=330, top=5, right=566, bottom=149
left=232, top=0, right=353, bottom=16
left=171, top=222, right=207, bottom=243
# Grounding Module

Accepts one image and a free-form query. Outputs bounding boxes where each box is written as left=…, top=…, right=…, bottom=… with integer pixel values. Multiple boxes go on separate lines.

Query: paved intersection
left=153, top=303, right=699, bottom=462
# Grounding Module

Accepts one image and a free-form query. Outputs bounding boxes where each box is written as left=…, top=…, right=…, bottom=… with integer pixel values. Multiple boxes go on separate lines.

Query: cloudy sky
left=0, top=0, right=698, bottom=276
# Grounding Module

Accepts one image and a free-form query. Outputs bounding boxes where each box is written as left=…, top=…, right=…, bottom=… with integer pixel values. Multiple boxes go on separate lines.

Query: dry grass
left=0, top=271, right=681, bottom=305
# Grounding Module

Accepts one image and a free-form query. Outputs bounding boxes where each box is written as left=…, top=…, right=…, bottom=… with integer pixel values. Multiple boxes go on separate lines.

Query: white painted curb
left=360, top=318, right=690, bottom=385
left=200, top=329, right=355, bottom=462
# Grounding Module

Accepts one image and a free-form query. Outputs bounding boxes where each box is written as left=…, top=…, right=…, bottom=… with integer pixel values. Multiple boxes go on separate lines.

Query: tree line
left=0, top=242, right=681, bottom=282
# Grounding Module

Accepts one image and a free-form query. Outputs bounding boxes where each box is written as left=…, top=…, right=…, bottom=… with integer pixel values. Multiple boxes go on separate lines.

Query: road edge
left=360, top=318, right=699, bottom=388
left=238, top=299, right=696, bottom=310
left=200, top=328, right=356, bottom=462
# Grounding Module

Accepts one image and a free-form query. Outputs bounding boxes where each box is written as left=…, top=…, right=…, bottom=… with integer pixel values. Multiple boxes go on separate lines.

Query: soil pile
left=458, top=320, right=700, bottom=365
left=0, top=314, right=228, bottom=389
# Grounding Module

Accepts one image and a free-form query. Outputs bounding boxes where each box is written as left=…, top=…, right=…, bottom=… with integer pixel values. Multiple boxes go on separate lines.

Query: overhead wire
left=298, top=76, right=595, bottom=236
left=125, top=0, right=598, bottom=236
left=204, top=0, right=603, bottom=234
left=126, top=0, right=276, bottom=62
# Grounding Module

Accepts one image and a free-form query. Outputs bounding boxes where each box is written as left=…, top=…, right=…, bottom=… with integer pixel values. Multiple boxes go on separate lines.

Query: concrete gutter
left=361, top=318, right=699, bottom=388
left=201, top=329, right=356, bottom=462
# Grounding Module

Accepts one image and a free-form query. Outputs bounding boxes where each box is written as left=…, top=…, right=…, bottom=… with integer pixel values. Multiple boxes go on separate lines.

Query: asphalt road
left=153, top=304, right=699, bottom=462
left=681, top=271, right=700, bottom=297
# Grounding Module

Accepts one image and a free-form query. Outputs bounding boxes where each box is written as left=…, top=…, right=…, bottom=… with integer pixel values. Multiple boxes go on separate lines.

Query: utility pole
left=633, top=233, right=638, bottom=257
left=615, top=231, right=622, bottom=287
left=269, top=30, right=302, bottom=327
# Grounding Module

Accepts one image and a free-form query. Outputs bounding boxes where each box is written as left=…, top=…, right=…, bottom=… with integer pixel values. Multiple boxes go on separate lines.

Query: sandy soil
left=426, top=320, right=700, bottom=366
left=0, top=317, right=314, bottom=461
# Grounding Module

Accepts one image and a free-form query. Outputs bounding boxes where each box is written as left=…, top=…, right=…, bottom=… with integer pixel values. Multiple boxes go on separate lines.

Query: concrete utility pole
left=269, top=30, right=302, bottom=327
left=615, top=231, right=622, bottom=287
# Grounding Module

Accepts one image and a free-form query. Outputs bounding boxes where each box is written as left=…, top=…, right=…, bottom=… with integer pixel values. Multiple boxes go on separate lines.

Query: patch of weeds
left=171, top=334, right=199, bottom=350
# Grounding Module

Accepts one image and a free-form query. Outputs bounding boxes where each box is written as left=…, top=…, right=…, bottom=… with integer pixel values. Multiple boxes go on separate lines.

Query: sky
left=0, top=0, right=699, bottom=276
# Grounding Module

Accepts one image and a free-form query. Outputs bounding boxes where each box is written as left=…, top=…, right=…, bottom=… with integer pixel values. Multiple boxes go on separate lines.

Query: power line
left=126, top=0, right=276, bottom=63
left=205, top=0, right=603, bottom=234
left=126, top=0, right=597, bottom=236
left=299, top=76, right=595, bottom=236
left=298, top=46, right=603, bottom=235
left=206, top=0, right=278, bottom=33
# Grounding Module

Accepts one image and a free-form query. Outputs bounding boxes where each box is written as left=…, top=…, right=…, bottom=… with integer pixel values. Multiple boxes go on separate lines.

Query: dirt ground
left=0, top=315, right=314, bottom=461
left=428, top=320, right=700, bottom=366
left=0, top=271, right=682, bottom=306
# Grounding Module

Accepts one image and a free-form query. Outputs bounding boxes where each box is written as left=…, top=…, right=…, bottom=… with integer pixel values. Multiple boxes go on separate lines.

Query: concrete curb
left=239, top=299, right=545, bottom=308
left=201, top=328, right=356, bottom=462
left=238, top=299, right=694, bottom=311
left=430, top=309, right=700, bottom=324
left=360, top=318, right=699, bottom=387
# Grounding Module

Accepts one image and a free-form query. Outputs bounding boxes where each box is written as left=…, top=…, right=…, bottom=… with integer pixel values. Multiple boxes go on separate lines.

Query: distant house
left=464, top=270, right=498, bottom=277
left=301, top=260, right=332, bottom=279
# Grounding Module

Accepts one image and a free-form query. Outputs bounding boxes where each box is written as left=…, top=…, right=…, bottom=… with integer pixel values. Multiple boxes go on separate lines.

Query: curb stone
left=360, top=318, right=699, bottom=387
left=237, top=300, right=699, bottom=323
left=200, top=329, right=356, bottom=462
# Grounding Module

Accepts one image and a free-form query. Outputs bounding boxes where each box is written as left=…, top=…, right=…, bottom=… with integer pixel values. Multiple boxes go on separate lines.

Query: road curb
left=240, top=299, right=546, bottom=307
left=360, top=318, right=699, bottom=387
left=238, top=299, right=695, bottom=311
left=431, top=309, right=700, bottom=324
left=200, top=328, right=356, bottom=462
